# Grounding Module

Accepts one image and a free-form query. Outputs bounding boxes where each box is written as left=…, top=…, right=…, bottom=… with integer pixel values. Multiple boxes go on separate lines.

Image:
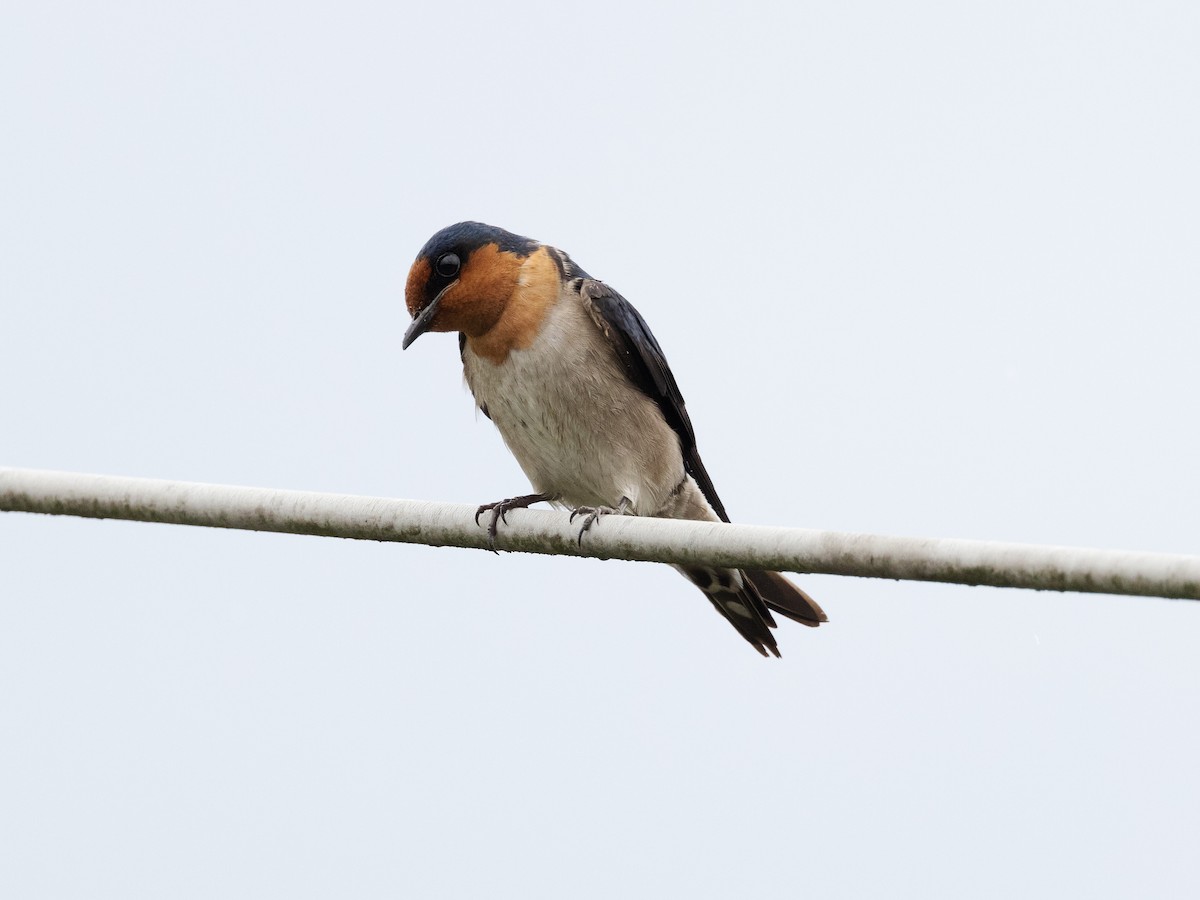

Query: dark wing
left=580, top=280, right=730, bottom=523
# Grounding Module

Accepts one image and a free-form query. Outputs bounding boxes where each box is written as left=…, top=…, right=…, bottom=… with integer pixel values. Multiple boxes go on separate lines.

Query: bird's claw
left=570, top=497, right=631, bottom=547
left=571, top=506, right=607, bottom=547
left=475, top=501, right=515, bottom=553
left=474, top=493, right=552, bottom=552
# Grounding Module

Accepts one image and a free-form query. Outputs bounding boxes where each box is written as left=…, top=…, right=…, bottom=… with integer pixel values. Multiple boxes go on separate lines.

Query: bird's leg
left=569, top=496, right=632, bottom=547
left=475, top=493, right=554, bottom=551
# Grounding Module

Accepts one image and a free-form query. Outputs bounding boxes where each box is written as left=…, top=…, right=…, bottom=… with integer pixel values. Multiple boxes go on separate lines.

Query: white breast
left=462, top=293, right=685, bottom=513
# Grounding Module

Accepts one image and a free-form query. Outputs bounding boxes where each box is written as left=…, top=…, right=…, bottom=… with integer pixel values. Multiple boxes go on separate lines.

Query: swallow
left=403, top=221, right=827, bottom=656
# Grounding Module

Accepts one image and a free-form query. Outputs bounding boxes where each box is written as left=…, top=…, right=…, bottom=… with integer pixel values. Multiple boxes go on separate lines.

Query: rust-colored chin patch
left=443, top=244, right=525, bottom=339
left=467, top=246, right=560, bottom=365
left=404, top=243, right=559, bottom=361
left=405, top=258, right=431, bottom=318
left=406, top=243, right=524, bottom=339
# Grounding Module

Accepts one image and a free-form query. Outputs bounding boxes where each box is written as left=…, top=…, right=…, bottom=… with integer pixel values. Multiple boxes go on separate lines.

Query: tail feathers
left=679, top=566, right=780, bottom=658
left=678, top=567, right=826, bottom=657
left=705, top=593, right=780, bottom=658
left=743, top=570, right=828, bottom=628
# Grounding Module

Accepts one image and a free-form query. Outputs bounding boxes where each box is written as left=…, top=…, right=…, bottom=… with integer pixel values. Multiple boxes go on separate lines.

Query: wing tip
left=744, top=570, right=828, bottom=628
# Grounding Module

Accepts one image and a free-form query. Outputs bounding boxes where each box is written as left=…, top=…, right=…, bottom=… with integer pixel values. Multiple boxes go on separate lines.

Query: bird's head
left=403, top=222, right=542, bottom=349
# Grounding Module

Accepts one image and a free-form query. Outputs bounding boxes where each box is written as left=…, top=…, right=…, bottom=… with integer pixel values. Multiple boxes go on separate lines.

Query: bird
left=402, top=221, right=827, bottom=656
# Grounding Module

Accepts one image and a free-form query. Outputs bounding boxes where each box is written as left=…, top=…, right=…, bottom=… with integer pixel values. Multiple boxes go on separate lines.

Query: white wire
left=2, top=466, right=1198, bottom=600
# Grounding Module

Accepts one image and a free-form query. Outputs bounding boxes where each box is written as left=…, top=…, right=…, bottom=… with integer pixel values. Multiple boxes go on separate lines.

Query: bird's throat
left=466, top=246, right=561, bottom=365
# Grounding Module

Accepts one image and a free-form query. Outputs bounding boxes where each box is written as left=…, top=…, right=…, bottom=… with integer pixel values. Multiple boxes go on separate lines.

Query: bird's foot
left=475, top=493, right=553, bottom=551
left=569, top=496, right=632, bottom=547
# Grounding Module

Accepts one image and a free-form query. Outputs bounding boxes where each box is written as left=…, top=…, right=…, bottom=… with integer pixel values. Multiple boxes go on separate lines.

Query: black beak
left=402, top=283, right=454, bottom=350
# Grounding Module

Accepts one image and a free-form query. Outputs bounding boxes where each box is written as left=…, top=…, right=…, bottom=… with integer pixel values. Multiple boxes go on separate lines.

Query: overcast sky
left=3, top=2, right=1199, bottom=897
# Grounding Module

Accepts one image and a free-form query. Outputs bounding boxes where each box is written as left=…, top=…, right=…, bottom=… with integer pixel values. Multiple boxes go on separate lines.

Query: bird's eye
left=435, top=253, right=461, bottom=278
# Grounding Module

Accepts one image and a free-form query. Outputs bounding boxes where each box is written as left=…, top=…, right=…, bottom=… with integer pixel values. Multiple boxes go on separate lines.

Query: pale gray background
left=2, top=2, right=1198, bottom=897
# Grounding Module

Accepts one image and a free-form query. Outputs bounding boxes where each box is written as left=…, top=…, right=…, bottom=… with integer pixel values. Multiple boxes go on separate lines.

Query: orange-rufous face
left=403, top=243, right=561, bottom=363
